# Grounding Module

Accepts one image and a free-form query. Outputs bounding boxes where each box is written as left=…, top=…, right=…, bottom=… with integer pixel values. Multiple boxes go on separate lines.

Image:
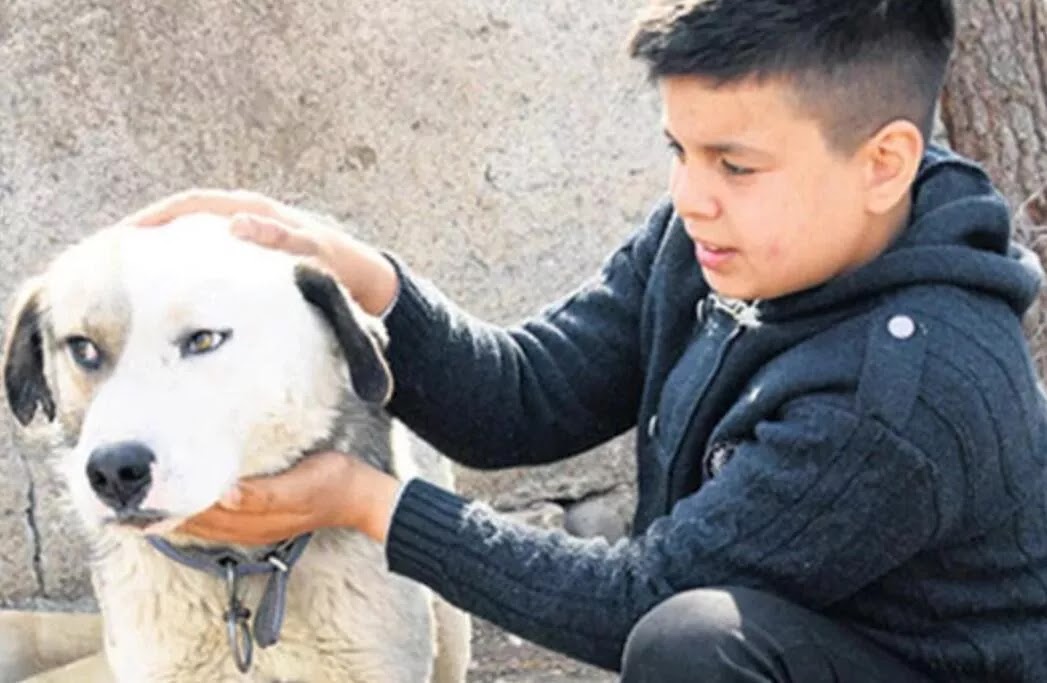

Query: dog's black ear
left=294, top=265, right=393, bottom=405
left=3, top=280, right=56, bottom=426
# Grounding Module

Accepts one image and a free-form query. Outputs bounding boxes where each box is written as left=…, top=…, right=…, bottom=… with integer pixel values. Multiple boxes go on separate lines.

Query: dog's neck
left=307, top=397, right=397, bottom=474
left=145, top=531, right=314, bottom=672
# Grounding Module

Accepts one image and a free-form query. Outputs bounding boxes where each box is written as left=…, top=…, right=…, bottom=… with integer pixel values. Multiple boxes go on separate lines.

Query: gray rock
left=564, top=487, right=635, bottom=543
left=502, top=502, right=566, bottom=530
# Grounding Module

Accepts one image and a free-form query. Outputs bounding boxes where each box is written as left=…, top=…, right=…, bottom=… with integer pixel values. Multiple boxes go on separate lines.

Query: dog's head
left=2, top=214, right=391, bottom=533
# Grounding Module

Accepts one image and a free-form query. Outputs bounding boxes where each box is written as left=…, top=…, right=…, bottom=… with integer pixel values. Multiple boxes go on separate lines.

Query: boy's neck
left=851, top=193, right=914, bottom=273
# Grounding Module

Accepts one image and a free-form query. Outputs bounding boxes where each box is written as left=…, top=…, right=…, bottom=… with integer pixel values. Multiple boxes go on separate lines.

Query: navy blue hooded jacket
left=381, top=145, right=1047, bottom=681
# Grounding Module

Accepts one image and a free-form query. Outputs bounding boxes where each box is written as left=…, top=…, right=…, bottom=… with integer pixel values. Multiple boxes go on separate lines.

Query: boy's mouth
left=695, top=241, right=737, bottom=270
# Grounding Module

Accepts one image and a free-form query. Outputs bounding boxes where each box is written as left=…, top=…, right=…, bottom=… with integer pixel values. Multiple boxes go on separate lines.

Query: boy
left=128, top=0, right=1047, bottom=680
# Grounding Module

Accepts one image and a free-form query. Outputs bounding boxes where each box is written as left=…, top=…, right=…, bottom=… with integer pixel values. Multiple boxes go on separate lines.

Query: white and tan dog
left=0, top=215, right=470, bottom=682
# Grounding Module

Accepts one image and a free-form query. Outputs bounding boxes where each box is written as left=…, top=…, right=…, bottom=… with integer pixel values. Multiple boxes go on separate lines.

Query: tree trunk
left=941, top=0, right=1047, bottom=376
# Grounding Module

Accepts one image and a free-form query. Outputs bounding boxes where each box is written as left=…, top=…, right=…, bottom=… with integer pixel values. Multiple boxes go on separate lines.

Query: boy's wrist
left=362, top=470, right=403, bottom=544
left=337, top=459, right=402, bottom=544
left=321, top=234, right=399, bottom=317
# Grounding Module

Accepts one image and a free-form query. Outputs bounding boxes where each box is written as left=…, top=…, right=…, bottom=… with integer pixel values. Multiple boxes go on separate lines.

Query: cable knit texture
left=382, top=145, right=1047, bottom=681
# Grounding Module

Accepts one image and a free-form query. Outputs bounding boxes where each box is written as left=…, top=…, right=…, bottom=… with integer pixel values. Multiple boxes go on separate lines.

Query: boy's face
left=660, top=75, right=891, bottom=301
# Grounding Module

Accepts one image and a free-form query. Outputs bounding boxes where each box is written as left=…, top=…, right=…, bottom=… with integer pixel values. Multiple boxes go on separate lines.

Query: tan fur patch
left=39, top=228, right=131, bottom=440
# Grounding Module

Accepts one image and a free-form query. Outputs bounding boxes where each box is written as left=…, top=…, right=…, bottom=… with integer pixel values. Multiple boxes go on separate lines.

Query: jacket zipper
left=662, top=296, right=751, bottom=512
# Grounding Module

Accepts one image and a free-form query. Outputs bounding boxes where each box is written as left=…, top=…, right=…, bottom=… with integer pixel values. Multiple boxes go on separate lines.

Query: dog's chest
left=95, top=531, right=436, bottom=682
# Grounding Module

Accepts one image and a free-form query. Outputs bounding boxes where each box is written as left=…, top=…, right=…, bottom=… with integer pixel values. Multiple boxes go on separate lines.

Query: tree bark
left=941, top=0, right=1047, bottom=375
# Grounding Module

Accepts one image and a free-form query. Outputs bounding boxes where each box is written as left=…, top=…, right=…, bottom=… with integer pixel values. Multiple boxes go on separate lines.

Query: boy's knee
left=621, top=587, right=751, bottom=682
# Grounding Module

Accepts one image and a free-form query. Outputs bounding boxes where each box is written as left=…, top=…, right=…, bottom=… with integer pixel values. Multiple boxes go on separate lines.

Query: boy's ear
left=861, top=119, right=925, bottom=215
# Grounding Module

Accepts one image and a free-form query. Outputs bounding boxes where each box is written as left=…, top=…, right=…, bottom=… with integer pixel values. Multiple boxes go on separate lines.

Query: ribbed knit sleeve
left=378, top=198, right=674, bottom=470
left=386, top=399, right=944, bottom=671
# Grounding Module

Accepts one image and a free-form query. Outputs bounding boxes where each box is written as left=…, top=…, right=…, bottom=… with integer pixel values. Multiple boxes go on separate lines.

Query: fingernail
left=220, top=487, right=242, bottom=508
left=229, top=216, right=253, bottom=238
left=143, top=517, right=182, bottom=536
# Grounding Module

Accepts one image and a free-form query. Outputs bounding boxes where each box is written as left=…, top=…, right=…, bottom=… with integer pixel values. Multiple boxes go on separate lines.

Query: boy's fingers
left=228, top=476, right=309, bottom=513
left=217, top=486, right=243, bottom=509
left=208, top=468, right=309, bottom=515
left=218, top=480, right=275, bottom=512
left=175, top=513, right=276, bottom=544
left=229, top=215, right=318, bottom=257
left=170, top=515, right=231, bottom=540
left=123, top=189, right=287, bottom=228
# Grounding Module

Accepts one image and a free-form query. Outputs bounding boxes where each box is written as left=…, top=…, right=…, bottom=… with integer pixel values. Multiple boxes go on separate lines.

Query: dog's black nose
left=86, top=441, right=155, bottom=510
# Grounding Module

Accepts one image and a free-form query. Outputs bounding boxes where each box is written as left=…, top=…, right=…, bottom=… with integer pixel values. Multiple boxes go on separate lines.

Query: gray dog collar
left=146, top=533, right=313, bottom=673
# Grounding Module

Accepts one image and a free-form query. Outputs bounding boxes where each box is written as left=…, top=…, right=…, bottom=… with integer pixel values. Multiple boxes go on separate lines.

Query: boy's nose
left=670, top=166, right=721, bottom=221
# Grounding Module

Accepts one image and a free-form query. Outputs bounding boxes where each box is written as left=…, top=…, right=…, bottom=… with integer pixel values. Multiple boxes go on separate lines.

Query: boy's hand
left=121, top=189, right=399, bottom=316
left=164, top=450, right=403, bottom=546
left=125, top=188, right=302, bottom=229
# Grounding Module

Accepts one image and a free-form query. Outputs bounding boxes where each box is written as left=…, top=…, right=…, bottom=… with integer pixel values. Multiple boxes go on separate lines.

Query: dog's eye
left=66, top=336, right=103, bottom=371
left=181, top=329, right=231, bottom=357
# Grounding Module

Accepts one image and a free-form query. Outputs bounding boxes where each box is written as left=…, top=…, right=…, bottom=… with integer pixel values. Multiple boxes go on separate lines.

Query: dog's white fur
left=1, top=215, right=470, bottom=682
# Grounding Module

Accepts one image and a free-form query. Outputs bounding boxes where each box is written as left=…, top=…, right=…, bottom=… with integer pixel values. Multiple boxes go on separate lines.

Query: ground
left=469, top=620, right=615, bottom=683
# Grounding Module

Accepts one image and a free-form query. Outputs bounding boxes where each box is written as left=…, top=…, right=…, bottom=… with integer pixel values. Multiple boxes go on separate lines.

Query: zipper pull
left=710, top=294, right=761, bottom=327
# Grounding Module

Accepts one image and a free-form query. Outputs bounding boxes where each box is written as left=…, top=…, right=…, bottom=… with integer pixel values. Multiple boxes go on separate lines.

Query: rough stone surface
left=0, top=0, right=664, bottom=677
left=563, top=485, right=634, bottom=543
left=0, top=428, right=37, bottom=601
left=502, top=501, right=567, bottom=530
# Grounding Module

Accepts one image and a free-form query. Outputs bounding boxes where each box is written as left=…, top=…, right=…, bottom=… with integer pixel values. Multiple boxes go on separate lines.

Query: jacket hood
left=756, top=144, right=1043, bottom=323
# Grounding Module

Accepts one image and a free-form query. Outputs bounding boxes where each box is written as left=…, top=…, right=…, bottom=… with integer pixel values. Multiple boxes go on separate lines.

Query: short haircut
left=627, top=0, right=956, bottom=153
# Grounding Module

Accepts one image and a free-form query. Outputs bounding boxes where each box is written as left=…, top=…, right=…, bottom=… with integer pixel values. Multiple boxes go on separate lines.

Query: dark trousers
left=620, top=587, right=933, bottom=682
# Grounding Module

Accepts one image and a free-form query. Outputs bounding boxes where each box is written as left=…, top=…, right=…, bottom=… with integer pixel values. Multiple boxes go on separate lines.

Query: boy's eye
left=721, top=158, right=755, bottom=176
left=665, top=138, right=685, bottom=160
left=181, top=329, right=232, bottom=357
left=66, top=336, right=103, bottom=371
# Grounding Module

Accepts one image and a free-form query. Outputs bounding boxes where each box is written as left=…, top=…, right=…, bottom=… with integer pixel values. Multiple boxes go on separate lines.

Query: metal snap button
left=888, top=314, right=916, bottom=340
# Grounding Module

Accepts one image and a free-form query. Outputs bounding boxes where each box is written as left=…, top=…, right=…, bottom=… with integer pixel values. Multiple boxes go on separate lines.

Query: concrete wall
left=0, top=0, right=664, bottom=611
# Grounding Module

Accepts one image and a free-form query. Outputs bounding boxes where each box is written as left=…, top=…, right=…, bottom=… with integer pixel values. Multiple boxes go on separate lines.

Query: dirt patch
left=468, top=619, right=616, bottom=682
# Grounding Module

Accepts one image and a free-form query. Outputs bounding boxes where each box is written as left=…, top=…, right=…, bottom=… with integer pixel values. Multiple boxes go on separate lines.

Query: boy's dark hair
left=627, top=0, right=956, bottom=153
